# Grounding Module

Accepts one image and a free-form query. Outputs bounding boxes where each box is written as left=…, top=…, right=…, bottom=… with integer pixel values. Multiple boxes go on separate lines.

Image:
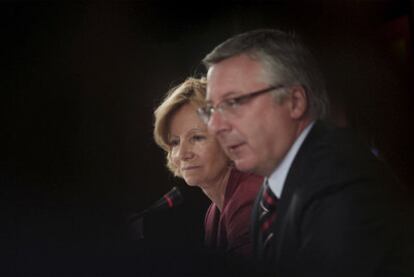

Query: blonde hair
left=154, top=77, right=207, bottom=176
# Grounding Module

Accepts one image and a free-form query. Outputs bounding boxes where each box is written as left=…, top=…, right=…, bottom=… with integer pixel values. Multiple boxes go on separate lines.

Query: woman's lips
left=182, top=165, right=201, bottom=171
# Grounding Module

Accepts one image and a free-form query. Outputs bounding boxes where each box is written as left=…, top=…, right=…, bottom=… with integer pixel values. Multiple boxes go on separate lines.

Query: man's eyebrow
left=206, top=90, right=243, bottom=103
left=222, top=91, right=242, bottom=99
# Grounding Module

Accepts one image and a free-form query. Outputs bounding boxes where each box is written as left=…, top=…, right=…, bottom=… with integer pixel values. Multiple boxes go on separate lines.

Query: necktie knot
left=262, top=183, right=278, bottom=211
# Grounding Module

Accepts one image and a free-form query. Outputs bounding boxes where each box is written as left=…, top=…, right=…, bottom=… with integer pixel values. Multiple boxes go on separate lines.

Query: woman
left=153, top=77, right=263, bottom=259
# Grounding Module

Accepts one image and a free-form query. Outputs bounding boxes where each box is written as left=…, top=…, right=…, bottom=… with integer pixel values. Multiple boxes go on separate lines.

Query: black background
left=2, top=0, right=413, bottom=275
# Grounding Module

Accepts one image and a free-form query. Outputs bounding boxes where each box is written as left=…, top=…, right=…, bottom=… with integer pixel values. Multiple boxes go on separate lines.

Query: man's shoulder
left=302, top=121, right=378, bottom=170
left=292, top=121, right=397, bottom=198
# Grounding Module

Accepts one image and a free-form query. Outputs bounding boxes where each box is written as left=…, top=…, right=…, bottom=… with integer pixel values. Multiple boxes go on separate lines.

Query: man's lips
left=227, top=142, right=245, bottom=152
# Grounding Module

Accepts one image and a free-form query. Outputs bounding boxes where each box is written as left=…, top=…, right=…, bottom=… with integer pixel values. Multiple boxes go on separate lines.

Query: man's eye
left=226, top=99, right=239, bottom=107
left=206, top=106, right=214, bottom=114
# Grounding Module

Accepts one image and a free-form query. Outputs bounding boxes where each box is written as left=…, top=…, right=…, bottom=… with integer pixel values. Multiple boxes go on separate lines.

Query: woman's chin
left=184, top=178, right=200, bottom=187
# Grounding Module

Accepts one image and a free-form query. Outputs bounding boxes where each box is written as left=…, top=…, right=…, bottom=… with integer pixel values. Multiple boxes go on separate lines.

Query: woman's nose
left=177, top=142, right=194, bottom=161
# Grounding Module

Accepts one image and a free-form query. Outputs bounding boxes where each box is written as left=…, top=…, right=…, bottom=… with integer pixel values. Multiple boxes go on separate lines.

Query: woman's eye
left=169, top=139, right=179, bottom=147
left=192, top=135, right=206, bottom=142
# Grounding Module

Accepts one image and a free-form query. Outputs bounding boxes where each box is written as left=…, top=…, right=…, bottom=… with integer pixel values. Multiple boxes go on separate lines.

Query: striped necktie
left=259, top=179, right=278, bottom=258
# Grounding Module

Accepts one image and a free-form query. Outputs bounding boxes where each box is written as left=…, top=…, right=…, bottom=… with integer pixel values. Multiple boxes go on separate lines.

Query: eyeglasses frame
left=197, top=84, right=285, bottom=124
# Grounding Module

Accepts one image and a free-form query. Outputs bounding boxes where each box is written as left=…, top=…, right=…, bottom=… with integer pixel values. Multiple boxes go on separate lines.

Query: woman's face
left=169, top=103, right=229, bottom=187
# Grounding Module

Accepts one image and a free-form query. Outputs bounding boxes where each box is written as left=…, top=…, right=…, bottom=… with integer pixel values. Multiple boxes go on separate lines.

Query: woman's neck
left=201, top=167, right=232, bottom=212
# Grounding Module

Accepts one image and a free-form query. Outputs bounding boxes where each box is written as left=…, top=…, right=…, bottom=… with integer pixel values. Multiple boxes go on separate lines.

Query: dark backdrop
left=2, top=1, right=413, bottom=276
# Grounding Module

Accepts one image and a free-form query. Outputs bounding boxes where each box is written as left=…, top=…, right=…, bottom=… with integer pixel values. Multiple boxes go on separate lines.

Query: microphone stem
left=127, top=209, right=149, bottom=223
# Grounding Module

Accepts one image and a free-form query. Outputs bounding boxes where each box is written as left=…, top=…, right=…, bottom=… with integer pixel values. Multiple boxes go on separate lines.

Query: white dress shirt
left=267, top=121, right=315, bottom=198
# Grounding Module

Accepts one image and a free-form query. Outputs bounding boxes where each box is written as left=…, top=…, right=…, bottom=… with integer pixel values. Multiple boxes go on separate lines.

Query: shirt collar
left=267, top=121, right=315, bottom=198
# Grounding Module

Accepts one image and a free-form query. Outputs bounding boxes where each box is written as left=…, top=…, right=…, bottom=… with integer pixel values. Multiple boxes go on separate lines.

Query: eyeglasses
left=197, top=84, right=284, bottom=124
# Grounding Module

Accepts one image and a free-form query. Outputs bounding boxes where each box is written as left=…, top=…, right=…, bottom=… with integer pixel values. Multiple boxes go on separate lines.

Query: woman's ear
left=289, top=86, right=307, bottom=119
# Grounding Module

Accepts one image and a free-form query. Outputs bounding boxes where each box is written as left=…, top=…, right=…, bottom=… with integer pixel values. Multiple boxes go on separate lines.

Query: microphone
left=127, top=186, right=184, bottom=239
left=141, top=186, right=183, bottom=216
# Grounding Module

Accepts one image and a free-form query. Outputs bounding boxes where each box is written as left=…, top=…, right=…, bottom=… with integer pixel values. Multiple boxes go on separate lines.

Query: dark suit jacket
left=252, top=121, right=413, bottom=277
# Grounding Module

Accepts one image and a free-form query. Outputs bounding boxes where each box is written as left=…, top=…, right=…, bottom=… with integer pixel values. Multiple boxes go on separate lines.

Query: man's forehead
left=206, top=85, right=241, bottom=103
left=206, top=61, right=268, bottom=102
left=206, top=64, right=245, bottom=99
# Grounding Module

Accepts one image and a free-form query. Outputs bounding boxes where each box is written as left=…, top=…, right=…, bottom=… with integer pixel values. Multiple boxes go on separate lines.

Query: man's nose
left=207, top=111, right=230, bottom=135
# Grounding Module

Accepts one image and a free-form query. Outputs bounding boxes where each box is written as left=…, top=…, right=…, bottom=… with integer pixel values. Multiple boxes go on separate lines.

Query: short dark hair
left=203, top=29, right=329, bottom=119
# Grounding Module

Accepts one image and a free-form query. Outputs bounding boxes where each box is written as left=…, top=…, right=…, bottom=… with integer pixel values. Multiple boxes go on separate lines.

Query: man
left=197, top=29, right=412, bottom=276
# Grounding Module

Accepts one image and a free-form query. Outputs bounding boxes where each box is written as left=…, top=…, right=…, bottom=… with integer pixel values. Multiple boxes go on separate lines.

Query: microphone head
left=127, top=186, right=184, bottom=240
left=151, top=186, right=184, bottom=212
left=128, top=186, right=184, bottom=223
left=165, top=186, right=184, bottom=207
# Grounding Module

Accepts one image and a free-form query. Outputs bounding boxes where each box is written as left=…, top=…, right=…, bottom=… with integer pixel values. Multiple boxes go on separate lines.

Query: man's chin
left=234, top=158, right=256, bottom=173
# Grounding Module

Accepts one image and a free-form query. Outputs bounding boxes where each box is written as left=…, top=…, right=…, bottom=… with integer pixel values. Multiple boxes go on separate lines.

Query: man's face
left=206, top=54, right=300, bottom=176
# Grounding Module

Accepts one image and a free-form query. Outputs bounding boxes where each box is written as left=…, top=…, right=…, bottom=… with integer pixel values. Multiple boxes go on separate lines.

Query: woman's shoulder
left=226, top=168, right=263, bottom=203
left=231, top=169, right=263, bottom=188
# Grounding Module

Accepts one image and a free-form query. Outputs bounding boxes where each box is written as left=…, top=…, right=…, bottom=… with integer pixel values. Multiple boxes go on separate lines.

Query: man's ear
left=288, top=86, right=307, bottom=119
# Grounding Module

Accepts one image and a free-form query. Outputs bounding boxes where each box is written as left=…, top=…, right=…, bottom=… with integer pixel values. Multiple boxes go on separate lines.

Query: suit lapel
left=272, top=121, right=328, bottom=267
